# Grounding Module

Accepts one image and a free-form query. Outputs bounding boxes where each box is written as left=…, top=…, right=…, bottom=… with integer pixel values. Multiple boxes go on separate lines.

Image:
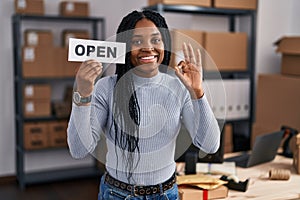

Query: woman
left=67, top=10, right=220, bottom=200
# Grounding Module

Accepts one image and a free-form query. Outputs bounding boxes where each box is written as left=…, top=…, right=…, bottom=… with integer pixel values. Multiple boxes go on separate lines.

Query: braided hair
left=111, top=10, right=171, bottom=182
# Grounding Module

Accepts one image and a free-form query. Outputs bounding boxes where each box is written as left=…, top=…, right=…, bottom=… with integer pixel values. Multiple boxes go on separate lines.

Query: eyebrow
left=132, top=32, right=161, bottom=38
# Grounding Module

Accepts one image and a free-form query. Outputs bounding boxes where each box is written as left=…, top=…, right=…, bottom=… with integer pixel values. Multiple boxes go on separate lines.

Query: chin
left=134, top=65, right=159, bottom=76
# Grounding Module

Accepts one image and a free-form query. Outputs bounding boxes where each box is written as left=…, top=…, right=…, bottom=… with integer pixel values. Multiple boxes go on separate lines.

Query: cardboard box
left=22, top=46, right=64, bottom=78
left=223, top=124, right=233, bottom=153
left=275, top=36, right=300, bottom=54
left=204, top=32, right=248, bottom=71
left=52, top=101, right=72, bottom=118
left=22, top=46, right=55, bottom=77
left=60, top=1, right=89, bottom=17
left=48, top=121, right=68, bottom=148
left=179, top=185, right=228, bottom=200
left=255, top=74, right=300, bottom=132
left=15, top=0, right=44, bottom=15
left=294, top=145, right=300, bottom=174
left=148, top=0, right=212, bottom=7
left=24, top=122, right=48, bottom=150
left=63, top=86, right=73, bottom=103
left=55, top=47, right=80, bottom=77
left=274, top=36, right=300, bottom=76
left=281, top=55, right=300, bottom=76
left=24, top=30, right=53, bottom=47
left=62, top=30, right=90, bottom=47
left=214, top=0, right=257, bottom=10
left=23, top=84, right=51, bottom=100
left=172, top=29, right=204, bottom=51
left=24, top=99, right=51, bottom=117
left=171, top=29, right=205, bottom=66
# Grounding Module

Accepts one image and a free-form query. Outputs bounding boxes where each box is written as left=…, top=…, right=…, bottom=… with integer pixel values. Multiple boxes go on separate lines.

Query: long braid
left=111, top=10, right=171, bottom=182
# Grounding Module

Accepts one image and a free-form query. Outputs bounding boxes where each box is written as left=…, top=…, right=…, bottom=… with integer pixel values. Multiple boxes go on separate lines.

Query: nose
left=140, top=40, right=154, bottom=51
left=141, top=47, right=154, bottom=51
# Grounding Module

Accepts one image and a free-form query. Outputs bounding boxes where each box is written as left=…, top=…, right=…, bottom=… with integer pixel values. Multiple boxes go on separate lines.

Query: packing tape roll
left=269, top=169, right=291, bottom=180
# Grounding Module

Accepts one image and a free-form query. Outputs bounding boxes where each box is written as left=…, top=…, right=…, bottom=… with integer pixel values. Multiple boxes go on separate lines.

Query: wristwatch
left=73, top=91, right=92, bottom=105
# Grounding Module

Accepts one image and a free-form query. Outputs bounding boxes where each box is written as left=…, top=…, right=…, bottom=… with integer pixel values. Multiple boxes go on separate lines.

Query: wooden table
left=226, top=155, right=300, bottom=200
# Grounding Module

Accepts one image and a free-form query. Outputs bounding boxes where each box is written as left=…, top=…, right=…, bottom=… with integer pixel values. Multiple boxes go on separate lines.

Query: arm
left=181, top=95, right=220, bottom=154
left=174, top=43, right=220, bottom=153
left=67, top=60, right=104, bottom=159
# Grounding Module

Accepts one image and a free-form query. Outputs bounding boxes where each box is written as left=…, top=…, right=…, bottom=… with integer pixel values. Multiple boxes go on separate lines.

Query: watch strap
left=80, top=95, right=92, bottom=103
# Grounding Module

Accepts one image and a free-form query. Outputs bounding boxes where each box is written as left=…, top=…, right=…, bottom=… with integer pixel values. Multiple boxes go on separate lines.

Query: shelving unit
left=12, top=14, right=105, bottom=189
left=144, top=4, right=257, bottom=150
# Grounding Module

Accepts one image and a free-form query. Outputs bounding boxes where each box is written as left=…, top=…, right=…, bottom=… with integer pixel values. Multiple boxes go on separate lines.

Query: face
left=130, top=18, right=164, bottom=77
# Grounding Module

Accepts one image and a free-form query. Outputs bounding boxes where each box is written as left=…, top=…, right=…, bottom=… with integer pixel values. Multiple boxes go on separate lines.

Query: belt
left=104, top=172, right=176, bottom=196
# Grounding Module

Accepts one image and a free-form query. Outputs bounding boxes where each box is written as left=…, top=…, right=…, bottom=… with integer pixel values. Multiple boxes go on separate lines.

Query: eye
left=131, top=39, right=142, bottom=46
left=151, top=37, right=161, bottom=44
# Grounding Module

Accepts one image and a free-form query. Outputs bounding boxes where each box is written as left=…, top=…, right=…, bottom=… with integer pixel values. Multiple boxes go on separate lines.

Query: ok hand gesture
left=174, top=43, right=204, bottom=99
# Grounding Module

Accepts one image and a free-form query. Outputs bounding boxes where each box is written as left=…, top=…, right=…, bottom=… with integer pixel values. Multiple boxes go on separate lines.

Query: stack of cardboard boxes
left=22, top=84, right=68, bottom=150
left=171, top=29, right=248, bottom=72
left=252, top=37, right=300, bottom=145
left=148, top=0, right=257, bottom=10
left=23, top=84, right=51, bottom=117
left=21, top=28, right=89, bottom=149
left=22, top=29, right=89, bottom=78
left=252, top=37, right=300, bottom=173
left=22, top=83, right=69, bottom=150
left=24, top=121, right=68, bottom=150
left=16, top=0, right=91, bottom=151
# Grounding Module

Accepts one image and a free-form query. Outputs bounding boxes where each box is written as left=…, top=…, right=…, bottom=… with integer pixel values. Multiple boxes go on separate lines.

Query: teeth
left=140, top=56, right=155, bottom=60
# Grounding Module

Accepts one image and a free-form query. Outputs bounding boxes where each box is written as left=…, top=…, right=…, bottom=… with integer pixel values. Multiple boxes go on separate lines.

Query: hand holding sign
left=69, top=38, right=126, bottom=103
left=75, top=59, right=103, bottom=99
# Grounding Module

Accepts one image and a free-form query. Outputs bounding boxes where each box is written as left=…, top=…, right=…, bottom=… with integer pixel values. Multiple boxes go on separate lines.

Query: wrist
left=193, top=88, right=204, bottom=99
left=73, top=91, right=92, bottom=106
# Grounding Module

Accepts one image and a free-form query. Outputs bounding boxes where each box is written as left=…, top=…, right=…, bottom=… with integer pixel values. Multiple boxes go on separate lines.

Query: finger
left=196, top=49, right=202, bottom=68
left=177, top=60, right=187, bottom=73
left=81, top=61, right=102, bottom=74
left=86, top=63, right=103, bottom=78
left=188, top=43, right=196, bottom=64
left=196, top=49, right=203, bottom=79
left=77, top=62, right=102, bottom=82
left=81, top=59, right=94, bottom=69
left=182, top=42, right=190, bottom=63
left=174, top=66, right=189, bottom=85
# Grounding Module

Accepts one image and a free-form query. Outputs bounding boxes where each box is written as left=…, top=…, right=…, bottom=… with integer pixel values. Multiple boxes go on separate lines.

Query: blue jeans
left=98, top=174, right=179, bottom=200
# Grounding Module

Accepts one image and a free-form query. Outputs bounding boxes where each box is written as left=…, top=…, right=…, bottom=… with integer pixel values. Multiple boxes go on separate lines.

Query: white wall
left=0, top=0, right=299, bottom=177
left=255, top=0, right=300, bottom=75
left=0, top=0, right=16, bottom=177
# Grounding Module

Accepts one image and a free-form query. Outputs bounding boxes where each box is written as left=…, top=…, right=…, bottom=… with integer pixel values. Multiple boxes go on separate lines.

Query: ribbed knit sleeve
left=182, top=95, right=220, bottom=154
left=67, top=76, right=112, bottom=159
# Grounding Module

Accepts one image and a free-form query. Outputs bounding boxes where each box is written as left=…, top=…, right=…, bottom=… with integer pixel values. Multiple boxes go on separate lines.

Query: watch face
left=73, top=92, right=81, bottom=104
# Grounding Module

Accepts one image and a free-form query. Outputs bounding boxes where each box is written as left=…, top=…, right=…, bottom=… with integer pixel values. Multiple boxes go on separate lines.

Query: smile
left=139, top=55, right=158, bottom=63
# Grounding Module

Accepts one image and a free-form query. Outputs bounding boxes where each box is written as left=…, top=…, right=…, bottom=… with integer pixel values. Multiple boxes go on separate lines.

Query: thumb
left=174, top=66, right=188, bottom=85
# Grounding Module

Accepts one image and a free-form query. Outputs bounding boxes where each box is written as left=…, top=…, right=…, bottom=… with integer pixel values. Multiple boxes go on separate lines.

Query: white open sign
left=68, top=38, right=126, bottom=64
